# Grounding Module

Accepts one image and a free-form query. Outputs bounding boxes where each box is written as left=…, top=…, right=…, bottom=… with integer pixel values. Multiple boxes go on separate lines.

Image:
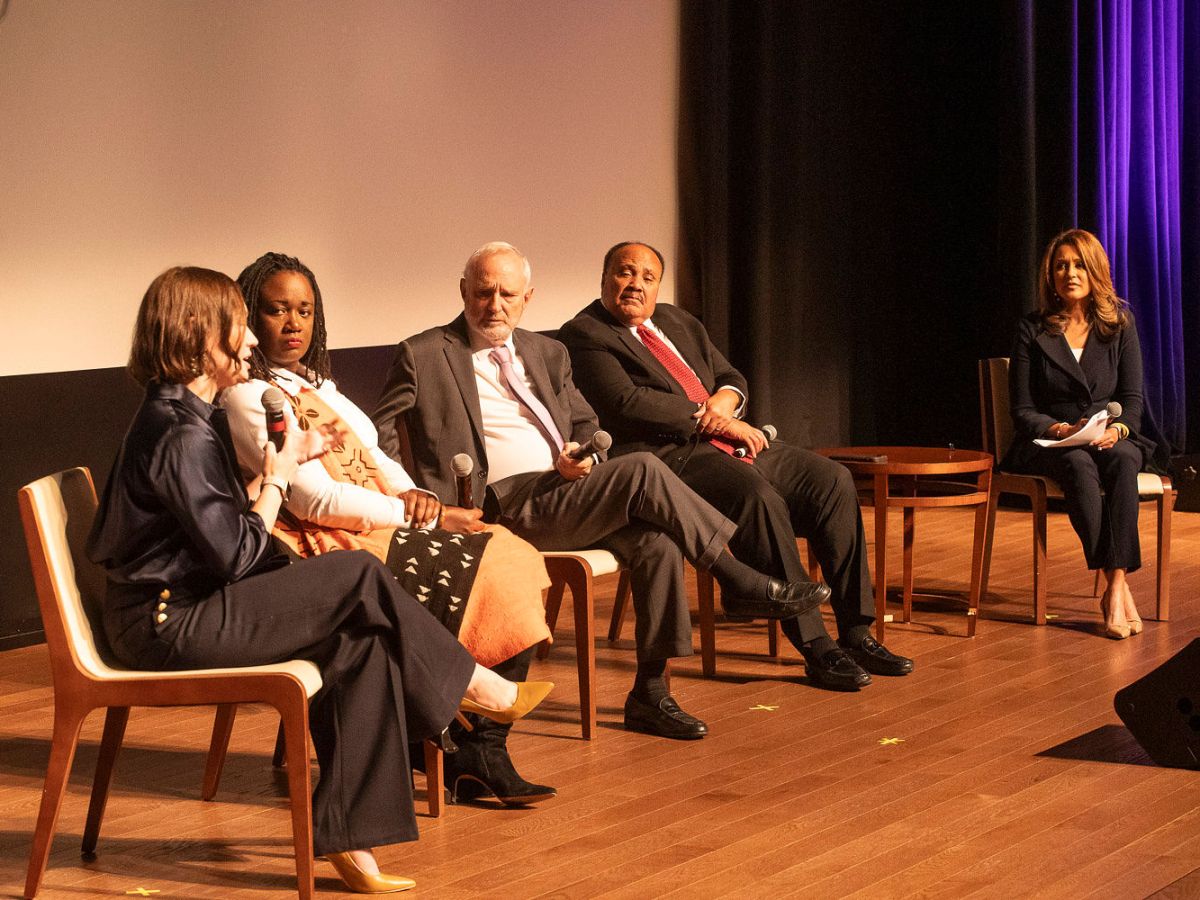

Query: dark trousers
left=496, top=452, right=736, bottom=662
left=116, top=550, right=475, bottom=856
left=667, top=441, right=875, bottom=643
left=1025, top=440, right=1143, bottom=572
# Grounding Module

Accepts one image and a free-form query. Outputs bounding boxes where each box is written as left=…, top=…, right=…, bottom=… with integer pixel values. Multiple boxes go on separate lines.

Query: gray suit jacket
left=372, top=313, right=604, bottom=512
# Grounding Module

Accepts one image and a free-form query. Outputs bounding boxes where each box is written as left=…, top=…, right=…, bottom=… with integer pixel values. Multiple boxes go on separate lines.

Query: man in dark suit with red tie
left=558, top=242, right=914, bottom=690
left=373, top=242, right=828, bottom=746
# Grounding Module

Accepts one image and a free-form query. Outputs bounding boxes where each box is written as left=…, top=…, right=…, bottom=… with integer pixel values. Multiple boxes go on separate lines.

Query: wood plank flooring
left=2, top=504, right=1198, bottom=898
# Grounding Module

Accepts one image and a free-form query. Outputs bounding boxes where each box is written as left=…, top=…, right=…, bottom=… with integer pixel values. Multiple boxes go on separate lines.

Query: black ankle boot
left=444, top=716, right=556, bottom=806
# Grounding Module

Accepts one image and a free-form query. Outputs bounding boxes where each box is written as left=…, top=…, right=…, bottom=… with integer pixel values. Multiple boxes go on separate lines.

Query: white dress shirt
left=469, top=335, right=557, bottom=485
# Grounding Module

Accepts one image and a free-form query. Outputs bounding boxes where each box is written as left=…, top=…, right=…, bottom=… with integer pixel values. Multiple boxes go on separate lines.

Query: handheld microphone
left=733, top=424, right=778, bottom=458
left=567, top=430, right=613, bottom=461
left=262, top=387, right=287, bottom=451
left=451, top=453, right=474, bottom=508
left=1106, top=401, right=1123, bottom=419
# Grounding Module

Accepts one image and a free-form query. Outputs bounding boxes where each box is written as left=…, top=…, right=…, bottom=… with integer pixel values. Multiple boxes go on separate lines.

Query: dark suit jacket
left=372, top=313, right=603, bottom=511
left=557, top=300, right=749, bottom=456
left=1005, top=310, right=1154, bottom=471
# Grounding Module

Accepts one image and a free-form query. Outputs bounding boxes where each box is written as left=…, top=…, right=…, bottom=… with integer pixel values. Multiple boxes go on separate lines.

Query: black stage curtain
left=677, top=1, right=1196, bottom=453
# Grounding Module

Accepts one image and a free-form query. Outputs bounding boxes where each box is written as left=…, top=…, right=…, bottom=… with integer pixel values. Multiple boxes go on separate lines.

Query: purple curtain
left=1084, top=0, right=1188, bottom=450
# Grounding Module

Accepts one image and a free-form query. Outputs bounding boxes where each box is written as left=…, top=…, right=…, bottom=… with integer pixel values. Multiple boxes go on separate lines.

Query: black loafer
left=801, top=647, right=872, bottom=691
left=624, top=693, right=708, bottom=740
left=839, top=636, right=914, bottom=676
left=721, top=578, right=830, bottom=620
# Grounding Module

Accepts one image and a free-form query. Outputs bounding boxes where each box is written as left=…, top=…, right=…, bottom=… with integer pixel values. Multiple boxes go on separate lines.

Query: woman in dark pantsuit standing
left=87, top=267, right=551, bottom=892
left=1005, top=229, right=1155, bottom=640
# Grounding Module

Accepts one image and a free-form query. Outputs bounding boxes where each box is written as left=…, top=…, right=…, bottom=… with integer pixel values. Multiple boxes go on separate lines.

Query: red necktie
left=635, top=324, right=747, bottom=461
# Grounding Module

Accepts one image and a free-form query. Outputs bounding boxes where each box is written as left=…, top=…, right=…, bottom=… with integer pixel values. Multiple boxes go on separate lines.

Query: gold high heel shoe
left=1123, top=585, right=1144, bottom=635
left=457, top=681, right=554, bottom=731
left=326, top=851, right=415, bottom=894
left=1100, top=590, right=1130, bottom=640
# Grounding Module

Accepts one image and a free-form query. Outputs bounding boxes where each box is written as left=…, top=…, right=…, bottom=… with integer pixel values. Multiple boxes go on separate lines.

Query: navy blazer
left=558, top=300, right=749, bottom=456
left=371, top=313, right=604, bottom=511
left=1004, top=311, right=1154, bottom=471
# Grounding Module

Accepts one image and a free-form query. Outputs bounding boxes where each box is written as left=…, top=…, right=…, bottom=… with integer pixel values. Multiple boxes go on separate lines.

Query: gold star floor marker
left=878, top=737, right=905, bottom=746
left=126, top=890, right=160, bottom=897
left=749, top=704, right=779, bottom=711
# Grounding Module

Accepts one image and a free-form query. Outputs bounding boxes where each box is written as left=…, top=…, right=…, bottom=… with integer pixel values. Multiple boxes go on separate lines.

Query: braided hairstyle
left=236, top=252, right=332, bottom=384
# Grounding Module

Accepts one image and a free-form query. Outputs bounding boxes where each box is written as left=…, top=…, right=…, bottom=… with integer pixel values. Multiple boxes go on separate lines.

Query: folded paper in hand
left=1033, top=408, right=1111, bottom=448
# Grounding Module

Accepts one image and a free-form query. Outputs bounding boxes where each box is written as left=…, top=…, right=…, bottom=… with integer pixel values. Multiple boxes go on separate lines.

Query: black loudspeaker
left=1168, top=453, right=1200, bottom=513
left=1114, top=639, right=1200, bottom=768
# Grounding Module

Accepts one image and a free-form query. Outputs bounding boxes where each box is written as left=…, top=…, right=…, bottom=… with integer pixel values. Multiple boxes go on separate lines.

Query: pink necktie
left=489, top=346, right=564, bottom=453
left=635, top=325, right=746, bottom=461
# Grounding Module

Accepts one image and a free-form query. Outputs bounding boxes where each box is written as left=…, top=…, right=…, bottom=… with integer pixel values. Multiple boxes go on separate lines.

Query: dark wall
left=0, top=346, right=397, bottom=647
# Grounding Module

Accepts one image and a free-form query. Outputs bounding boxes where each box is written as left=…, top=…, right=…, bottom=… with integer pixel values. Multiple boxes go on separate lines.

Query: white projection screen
left=0, top=0, right=679, bottom=376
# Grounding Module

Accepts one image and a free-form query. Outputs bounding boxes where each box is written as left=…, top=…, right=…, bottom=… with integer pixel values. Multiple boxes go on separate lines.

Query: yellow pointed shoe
left=459, top=681, right=554, bottom=726
left=326, top=851, right=415, bottom=894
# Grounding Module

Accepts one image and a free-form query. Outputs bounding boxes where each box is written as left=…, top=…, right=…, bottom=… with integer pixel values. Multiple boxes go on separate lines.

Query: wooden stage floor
left=2, top=504, right=1198, bottom=898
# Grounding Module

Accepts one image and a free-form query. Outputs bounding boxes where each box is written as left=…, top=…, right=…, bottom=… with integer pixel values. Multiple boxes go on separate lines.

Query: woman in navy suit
left=1006, top=229, right=1154, bottom=639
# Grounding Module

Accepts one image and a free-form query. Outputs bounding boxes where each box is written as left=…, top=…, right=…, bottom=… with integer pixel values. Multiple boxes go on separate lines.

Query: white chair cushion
left=541, top=549, right=622, bottom=577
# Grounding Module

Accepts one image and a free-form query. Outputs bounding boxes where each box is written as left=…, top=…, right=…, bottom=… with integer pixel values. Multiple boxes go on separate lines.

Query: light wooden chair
left=977, top=358, right=1174, bottom=624
left=19, top=468, right=323, bottom=898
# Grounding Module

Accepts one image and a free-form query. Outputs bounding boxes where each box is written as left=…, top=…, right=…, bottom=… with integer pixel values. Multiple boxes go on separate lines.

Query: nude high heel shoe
left=326, top=852, right=415, bottom=894
left=1100, top=589, right=1130, bottom=640
left=1123, top=584, right=1144, bottom=635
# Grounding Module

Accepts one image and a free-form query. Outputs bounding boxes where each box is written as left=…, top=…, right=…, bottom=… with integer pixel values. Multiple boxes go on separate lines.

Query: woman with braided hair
left=222, top=252, right=557, bottom=807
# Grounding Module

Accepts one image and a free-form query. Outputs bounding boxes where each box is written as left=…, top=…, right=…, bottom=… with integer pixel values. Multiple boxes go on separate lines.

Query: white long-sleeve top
left=221, top=368, right=432, bottom=530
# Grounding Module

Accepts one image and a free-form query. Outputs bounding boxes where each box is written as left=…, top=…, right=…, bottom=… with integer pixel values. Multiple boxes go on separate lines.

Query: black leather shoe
left=839, top=636, right=914, bottom=676
left=623, top=693, right=708, bottom=740
left=801, top=647, right=872, bottom=691
left=721, top=578, right=830, bottom=620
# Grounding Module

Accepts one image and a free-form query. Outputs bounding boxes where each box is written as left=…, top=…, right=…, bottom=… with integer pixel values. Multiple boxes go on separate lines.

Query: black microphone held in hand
left=451, top=453, right=474, bottom=508
left=262, top=387, right=287, bottom=451
left=733, top=424, right=778, bottom=459
left=567, top=430, right=613, bottom=461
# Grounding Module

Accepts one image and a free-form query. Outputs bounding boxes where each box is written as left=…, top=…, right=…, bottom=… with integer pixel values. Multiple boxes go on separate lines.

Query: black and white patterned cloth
left=383, top=527, right=493, bottom=636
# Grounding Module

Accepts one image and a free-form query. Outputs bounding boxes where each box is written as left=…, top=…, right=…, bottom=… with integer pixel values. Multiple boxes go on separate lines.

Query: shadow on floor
left=1036, top=723, right=1156, bottom=767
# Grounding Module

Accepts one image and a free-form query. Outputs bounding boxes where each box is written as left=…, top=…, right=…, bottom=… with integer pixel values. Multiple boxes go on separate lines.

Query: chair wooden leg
left=569, top=567, right=597, bottom=740
left=607, top=571, right=632, bottom=642
left=278, top=698, right=314, bottom=900
left=966, top=469, right=991, bottom=638
left=697, top=569, right=716, bottom=677
left=902, top=508, right=915, bottom=623
left=538, top=579, right=567, bottom=660
left=81, top=706, right=130, bottom=855
left=1156, top=488, right=1173, bottom=621
left=767, top=620, right=781, bottom=659
left=803, top=540, right=820, bottom=582
left=979, top=485, right=999, bottom=605
left=24, top=700, right=90, bottom=899
left=423, top=740, right=444, bottom=818
left=272, top=719, right=286, bottom=768
left=1031, top=482, right=1048, bottom=625
left=201, top=703, right=237, bottom=801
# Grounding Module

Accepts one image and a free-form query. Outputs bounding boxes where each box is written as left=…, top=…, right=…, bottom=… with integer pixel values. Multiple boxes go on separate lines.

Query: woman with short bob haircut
left=88, top=266, right=550, bottom=893
left=1005, top=229, right=1155, bottom=640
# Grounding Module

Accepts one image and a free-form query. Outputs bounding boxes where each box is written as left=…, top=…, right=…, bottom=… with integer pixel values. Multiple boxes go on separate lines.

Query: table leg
left=873, top=472, right=888, bottom=641
left=902, top=507, right=915, bottom=623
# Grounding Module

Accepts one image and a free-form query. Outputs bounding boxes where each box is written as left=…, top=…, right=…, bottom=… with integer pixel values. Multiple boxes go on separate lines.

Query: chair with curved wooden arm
left=18, top=467, right=323, bottom=898
left=978, top=358, right=1174, bottom=624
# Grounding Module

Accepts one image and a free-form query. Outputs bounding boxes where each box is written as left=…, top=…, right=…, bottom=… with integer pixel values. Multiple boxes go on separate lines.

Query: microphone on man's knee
left=733, top=424, right=777, bottom=459
left=567, top=430, right=613, bottom=462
